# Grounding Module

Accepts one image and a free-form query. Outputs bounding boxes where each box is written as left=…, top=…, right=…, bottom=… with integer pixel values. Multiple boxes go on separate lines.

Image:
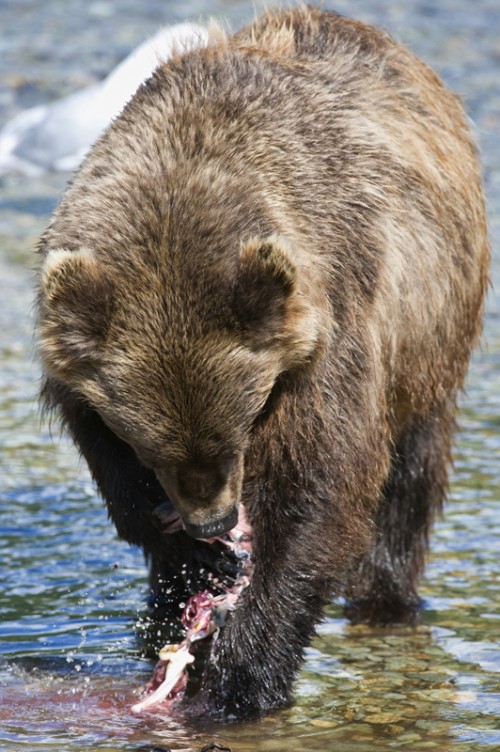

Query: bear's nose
left=183, top=505, right=239, bottom=539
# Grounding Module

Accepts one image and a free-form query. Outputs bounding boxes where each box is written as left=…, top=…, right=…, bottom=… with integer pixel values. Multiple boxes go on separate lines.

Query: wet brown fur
left=36, top=7, right=489, bottom=718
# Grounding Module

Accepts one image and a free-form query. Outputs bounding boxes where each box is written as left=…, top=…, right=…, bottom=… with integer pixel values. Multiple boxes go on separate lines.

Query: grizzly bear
left=36, top=7, right=489, bottom=719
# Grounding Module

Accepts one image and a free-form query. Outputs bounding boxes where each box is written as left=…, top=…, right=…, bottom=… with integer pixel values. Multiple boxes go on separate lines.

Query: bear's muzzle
left=183, top=505, right=239, bottom=539
left=154, top=456, right=244, bottom=540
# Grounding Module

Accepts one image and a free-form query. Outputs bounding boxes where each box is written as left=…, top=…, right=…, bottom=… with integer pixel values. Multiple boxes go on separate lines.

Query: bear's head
left=37, top=234, right=321, bottom=538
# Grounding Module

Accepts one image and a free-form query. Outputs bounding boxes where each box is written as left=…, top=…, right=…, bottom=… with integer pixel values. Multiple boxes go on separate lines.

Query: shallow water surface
left=0, top=1, right=499, bottom=750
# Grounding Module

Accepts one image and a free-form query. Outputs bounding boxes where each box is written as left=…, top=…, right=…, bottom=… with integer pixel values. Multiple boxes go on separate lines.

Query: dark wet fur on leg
left=346, top=404, right=455, bottom=625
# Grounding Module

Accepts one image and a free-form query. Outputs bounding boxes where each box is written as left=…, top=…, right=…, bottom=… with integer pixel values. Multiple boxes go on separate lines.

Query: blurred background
left=0, top=1, right=498, bottom=750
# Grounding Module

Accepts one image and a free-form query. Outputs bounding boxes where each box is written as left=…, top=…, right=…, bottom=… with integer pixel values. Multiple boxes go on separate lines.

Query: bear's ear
left=234, top=235, right=296, bottom=338
left=234, top=235, right=320, bottom=364
left=37, top=247, right=113, bottom=380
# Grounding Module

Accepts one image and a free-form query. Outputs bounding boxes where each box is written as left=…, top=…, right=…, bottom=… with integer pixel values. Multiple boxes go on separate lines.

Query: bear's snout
left=177, top=466, right=226, bottom=503
left=155, top=455, right=244, bottom=539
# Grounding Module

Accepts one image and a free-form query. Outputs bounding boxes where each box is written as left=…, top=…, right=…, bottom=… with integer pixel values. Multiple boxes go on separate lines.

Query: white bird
left=0, top=22, right=208, bottom=175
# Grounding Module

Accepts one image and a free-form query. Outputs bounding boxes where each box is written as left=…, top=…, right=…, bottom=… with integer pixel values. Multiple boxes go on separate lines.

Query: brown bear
left=36, top=7, right=489, bottom=719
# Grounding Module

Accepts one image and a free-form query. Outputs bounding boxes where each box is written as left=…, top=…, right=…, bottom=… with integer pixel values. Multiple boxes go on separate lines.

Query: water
left=0, top=1, right=499, bottom=750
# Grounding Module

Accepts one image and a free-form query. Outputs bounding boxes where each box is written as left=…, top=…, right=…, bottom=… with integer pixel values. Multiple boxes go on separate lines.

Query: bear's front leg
left=192, top=515, right=338, bottom=719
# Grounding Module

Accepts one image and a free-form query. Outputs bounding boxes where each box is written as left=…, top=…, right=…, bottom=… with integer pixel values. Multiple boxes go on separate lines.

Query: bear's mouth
left=132, top=504, right=253, bottom=713
left=183, top=506, right=240, bottom=540
left=152, top=500, right=244, bottom=541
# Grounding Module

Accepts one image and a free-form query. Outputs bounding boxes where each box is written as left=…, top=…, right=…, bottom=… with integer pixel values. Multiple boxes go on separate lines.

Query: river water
left=0, top=1, right=499, bottom=751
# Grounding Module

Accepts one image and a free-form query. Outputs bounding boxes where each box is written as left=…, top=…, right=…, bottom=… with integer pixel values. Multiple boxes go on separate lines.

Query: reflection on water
left=0, top=0, right=499, bottom=750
